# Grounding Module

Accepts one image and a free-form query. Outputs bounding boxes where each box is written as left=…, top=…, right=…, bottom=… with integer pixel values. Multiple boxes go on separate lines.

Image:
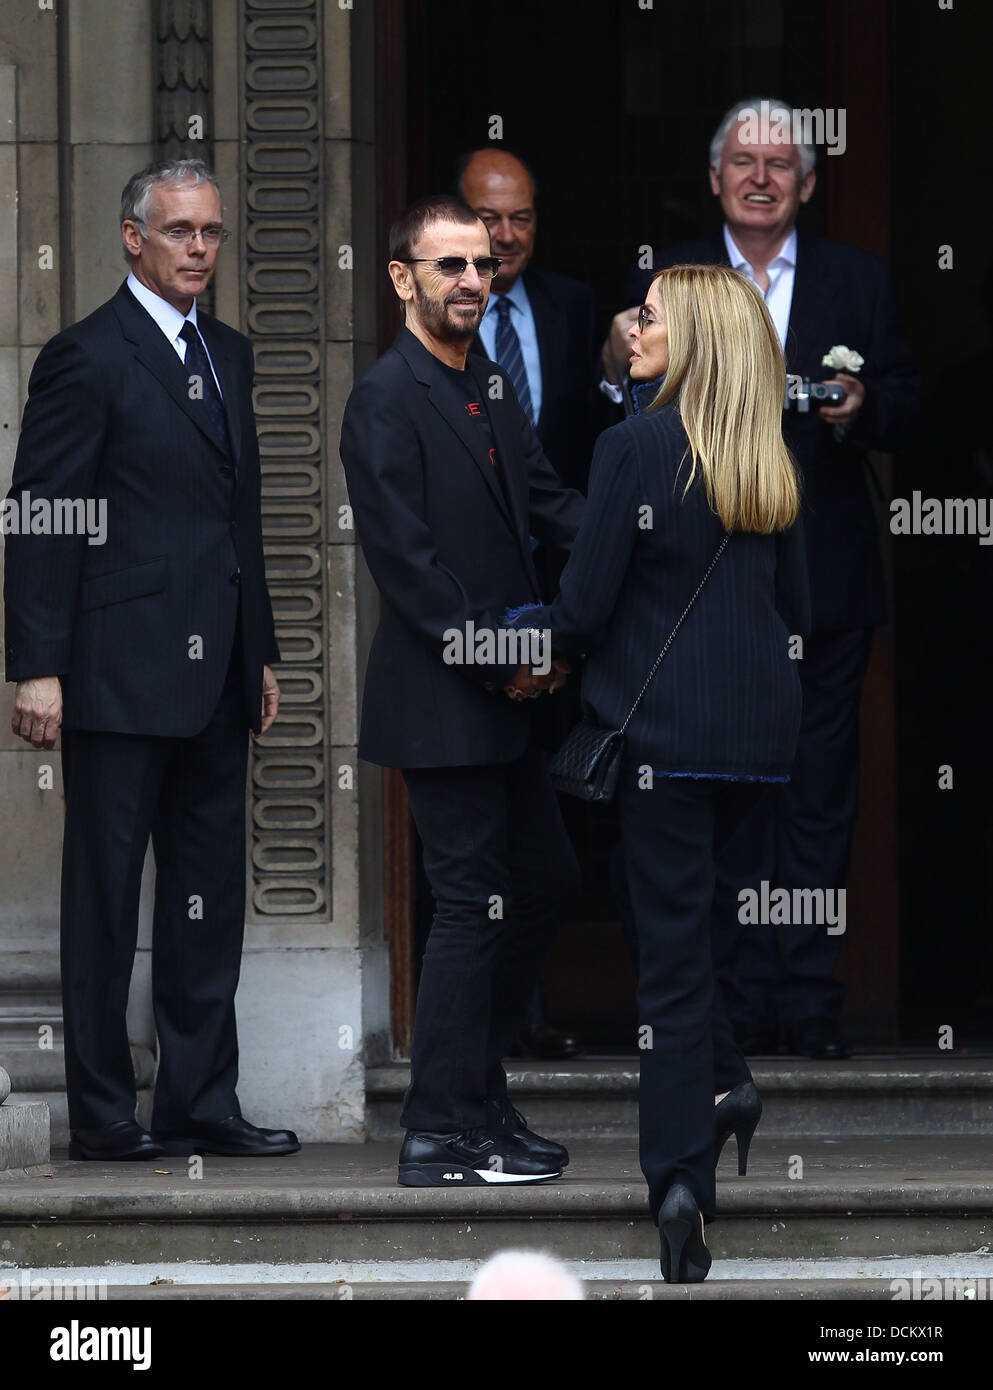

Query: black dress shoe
left=510, top=1022, right=582, bottom=1060
left=68, top=1120, right=164, bottom=1162
left=154, top=1115, right=301, bottom=1156
left=786, top=1020, right=851, bottom=1060
left=487, top=1097, right=570, bottom=1168
left=398, top=1127, right=561, bottom=1186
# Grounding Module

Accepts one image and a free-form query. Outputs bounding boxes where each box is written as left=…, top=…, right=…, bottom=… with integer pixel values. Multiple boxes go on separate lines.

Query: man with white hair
left=602, top=98, right=918, bottom=1060
left=4, top=160, right=297, bottom=1160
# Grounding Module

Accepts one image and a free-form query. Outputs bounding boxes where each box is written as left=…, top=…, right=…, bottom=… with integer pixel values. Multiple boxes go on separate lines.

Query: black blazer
left=470, top=267, right=606, bottom=493
left=626, top=232, right=919, bottom=631
left=3, top=281, right=279, bottom=736
left=511, top=406, right=811, bottom=780
left=339, top=326, right=584, bottom=769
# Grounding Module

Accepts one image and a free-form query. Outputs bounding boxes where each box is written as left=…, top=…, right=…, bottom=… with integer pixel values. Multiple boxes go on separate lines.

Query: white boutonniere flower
left=822, top=345, right=864, bottom=374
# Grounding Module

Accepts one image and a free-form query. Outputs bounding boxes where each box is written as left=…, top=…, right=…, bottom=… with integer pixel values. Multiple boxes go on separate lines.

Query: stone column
left=0, top=1060, right=50, bottom=1169
left=207, top=0, right=388, bottom=1138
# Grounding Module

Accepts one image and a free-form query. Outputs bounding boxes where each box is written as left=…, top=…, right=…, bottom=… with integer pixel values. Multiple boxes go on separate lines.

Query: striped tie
left=494, top=296, right=535, bottom=425
left=180, top=320, right=232, bottom=457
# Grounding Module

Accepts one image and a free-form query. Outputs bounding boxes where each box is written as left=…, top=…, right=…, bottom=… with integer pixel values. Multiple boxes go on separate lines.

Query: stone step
left=85, top=1277, right=978, bottom=1301
left=365, top=1055, right=993, bottom=1140
left=1, top=1139, right=991, bottom=1271
left=13, top=1252, right=991, bottom=1301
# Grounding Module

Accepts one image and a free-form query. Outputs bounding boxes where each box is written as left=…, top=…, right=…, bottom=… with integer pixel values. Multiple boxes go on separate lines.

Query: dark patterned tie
left=494, top=295, right=535, bottom=425
left=179, top=320, right=232, bottom=456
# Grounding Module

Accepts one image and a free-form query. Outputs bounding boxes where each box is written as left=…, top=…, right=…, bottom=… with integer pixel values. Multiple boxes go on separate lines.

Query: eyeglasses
left=637, top=306, right=663, bottom=332
left=149, top=224, right=231, bottom=246
left=402, top=256, right=502, bottom=279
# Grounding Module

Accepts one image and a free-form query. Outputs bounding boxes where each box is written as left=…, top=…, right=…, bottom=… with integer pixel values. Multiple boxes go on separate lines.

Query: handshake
left=503, top=658, right=571, bottom=702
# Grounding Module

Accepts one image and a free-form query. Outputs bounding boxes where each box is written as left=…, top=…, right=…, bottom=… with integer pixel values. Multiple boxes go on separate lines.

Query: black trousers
left=617, top=768, right=766, bottom=1225
left=59, top=629, right=249, bottom=1132
left=711, top=627, right=875, bottom=1034
left=400, top=742, right=580, bottom=1132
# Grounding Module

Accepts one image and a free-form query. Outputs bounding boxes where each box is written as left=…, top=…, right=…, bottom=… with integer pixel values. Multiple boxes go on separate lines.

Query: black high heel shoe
left=658, top=1182, right=712, bottom=1283
left=714, top=1080, right=762, bottom=1175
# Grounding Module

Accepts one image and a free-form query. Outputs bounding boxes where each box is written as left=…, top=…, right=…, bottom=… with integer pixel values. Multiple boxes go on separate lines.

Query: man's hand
left=818, top=372, right=865, bottom=426
left=254, top=665, right=280, bottom=737
left=601, top=308, right=640, bottom=383
left=503, top=657, right=572, bottom=701
left=503, top=664, right=554, bottom=702
left=12, top=676, right=63, bottom=749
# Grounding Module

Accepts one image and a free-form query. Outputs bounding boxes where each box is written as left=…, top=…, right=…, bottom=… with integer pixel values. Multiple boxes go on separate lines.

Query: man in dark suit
left=339, top=194, right=584, bottom=1186
left=458, top=149, right=604, bottom=495
left=602, top=97, right=919, bottom=1058
left=4, top=159, right=299, bottom=1159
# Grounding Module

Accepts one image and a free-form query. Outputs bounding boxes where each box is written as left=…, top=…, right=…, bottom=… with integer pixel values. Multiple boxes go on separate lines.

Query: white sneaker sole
left=397, top=1162, right=562, bottom=1187
left=474, top=1166, right=562, bottom=1184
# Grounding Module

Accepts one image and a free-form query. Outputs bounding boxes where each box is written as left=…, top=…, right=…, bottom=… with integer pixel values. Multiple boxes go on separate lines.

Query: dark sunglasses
left=402, top=256, right=502, bottom=279
left=637, top=305, right=663, bottom=332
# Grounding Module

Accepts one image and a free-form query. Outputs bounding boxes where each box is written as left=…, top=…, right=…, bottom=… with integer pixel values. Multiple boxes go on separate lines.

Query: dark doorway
left=378, top=0, right=993, bottom=1050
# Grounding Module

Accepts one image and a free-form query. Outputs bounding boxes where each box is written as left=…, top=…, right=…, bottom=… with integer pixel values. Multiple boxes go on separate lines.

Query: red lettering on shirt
left=465, top=401, right=482, bottom=416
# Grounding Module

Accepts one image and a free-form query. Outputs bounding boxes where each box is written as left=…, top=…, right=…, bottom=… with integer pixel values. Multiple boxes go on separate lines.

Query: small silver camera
left=784, top=376, right=846, bottom=413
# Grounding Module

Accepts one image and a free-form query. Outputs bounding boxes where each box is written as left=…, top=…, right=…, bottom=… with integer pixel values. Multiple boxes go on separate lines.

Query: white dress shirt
left=126, top=271, right=223, bottom=395
left=477, top=275, right=543, bottom=423
left=599, top=225, right=798, bottom=405
left=722, top=223, right=796, bottom=350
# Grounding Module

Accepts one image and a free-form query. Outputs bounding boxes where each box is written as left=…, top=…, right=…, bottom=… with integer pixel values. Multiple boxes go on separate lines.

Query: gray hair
left=120, top=159, right=224, bottom=261
left=709, top=97, right=817, bottom=178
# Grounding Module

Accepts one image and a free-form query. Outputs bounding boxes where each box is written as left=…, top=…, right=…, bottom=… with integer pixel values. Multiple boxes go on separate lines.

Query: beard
left=412, top=278, right=484, bottom=342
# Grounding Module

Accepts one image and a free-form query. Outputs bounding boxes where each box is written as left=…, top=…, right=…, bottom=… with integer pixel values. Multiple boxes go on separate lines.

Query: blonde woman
left=506, top=264, right=809, bottom=1281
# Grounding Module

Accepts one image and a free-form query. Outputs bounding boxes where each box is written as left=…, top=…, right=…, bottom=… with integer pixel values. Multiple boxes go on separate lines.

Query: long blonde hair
left=646, top=263, right=800, bottom=532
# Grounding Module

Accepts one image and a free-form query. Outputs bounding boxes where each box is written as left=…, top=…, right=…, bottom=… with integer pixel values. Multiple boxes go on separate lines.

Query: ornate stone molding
left=240, top=1, right=328, bottom=921
left=156, top=0, right=213, bottom=159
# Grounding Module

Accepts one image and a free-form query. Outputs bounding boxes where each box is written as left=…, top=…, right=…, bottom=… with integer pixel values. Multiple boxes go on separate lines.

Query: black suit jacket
left=513, top=405, right=811, bottom=779
left=626, top=232, right=919, bottom=631
left=3, top=281, right=279, bottom=736
left=339, top=326, right=584, bottom=769
left=470, top=267, right=606, bottom=493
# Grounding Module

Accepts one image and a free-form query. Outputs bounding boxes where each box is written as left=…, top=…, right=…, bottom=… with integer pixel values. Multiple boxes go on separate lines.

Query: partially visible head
left=120, top=160, right=225, bottom=310
left=388, top=194, right=495, bottom=345
left=457, top=149, right=537, bottom=292
left=466, top=1250, right=584, bottom=1301
left=708, top=97, right=815, bottom=243
left=638, top=263, right=799, bottom=534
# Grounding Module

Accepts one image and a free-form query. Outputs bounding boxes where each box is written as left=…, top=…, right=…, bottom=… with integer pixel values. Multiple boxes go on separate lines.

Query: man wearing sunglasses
left=340, top=194, right=585, bottom=1187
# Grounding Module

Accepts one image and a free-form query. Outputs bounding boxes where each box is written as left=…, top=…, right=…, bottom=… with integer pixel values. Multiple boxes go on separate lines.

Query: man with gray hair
left=602, top=98, right=918, bottom=1060
left=3, top=160, right=299, bottom=1159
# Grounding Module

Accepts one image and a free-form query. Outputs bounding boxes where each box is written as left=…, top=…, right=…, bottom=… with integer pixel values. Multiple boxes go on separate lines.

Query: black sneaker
left=487, top=1098, right=570, bottom=1169
left=397, top=1127, right=561, bottom=1186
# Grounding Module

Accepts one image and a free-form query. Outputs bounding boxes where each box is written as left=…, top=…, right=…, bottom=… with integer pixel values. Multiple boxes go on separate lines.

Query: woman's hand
left=503, top=658, right=572, bottom=701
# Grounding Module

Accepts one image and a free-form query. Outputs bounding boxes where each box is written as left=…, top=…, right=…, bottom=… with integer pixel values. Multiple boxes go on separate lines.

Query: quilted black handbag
left=547, top=533, right=730, bottom=802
